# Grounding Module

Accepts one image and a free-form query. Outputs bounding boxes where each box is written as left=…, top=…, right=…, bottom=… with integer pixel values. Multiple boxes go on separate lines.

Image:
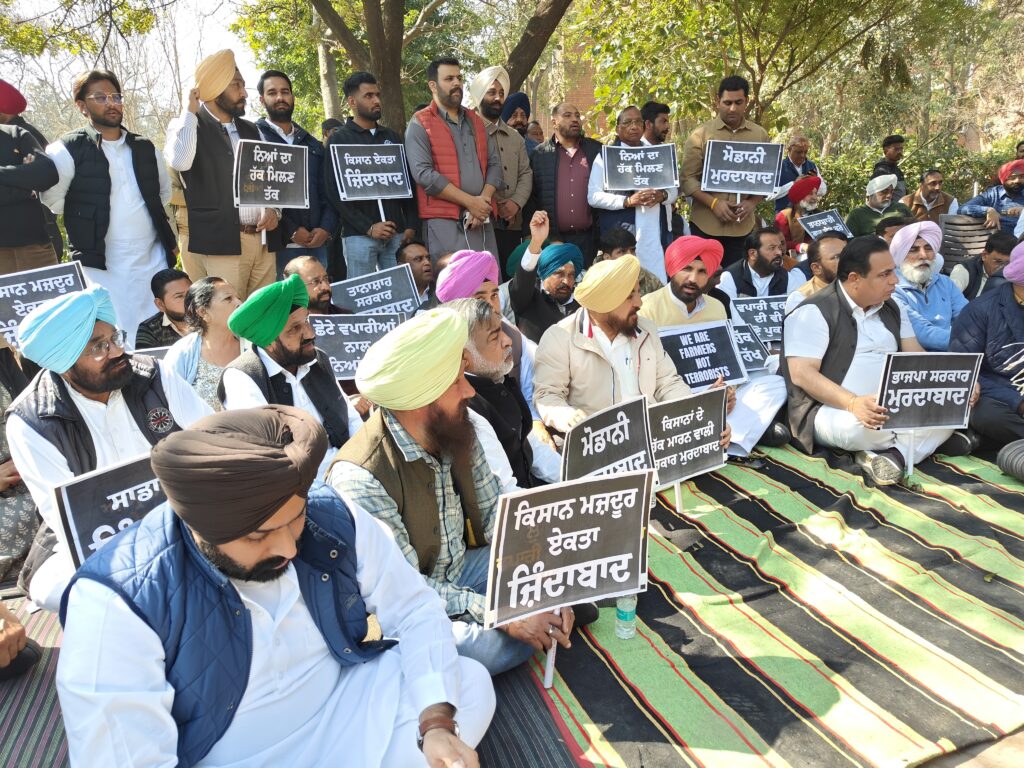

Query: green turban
left=228, top=274, right=309, bottom=347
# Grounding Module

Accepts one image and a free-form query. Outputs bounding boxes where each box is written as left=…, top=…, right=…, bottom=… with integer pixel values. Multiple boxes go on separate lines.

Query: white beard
left=901, top=260, right=933, bottom=287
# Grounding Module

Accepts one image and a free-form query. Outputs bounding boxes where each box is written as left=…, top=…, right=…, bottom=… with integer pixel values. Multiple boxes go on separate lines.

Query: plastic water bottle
left=615, top=595, right=637, bottom=639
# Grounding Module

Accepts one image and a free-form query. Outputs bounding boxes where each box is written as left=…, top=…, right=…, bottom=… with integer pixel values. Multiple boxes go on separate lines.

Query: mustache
left=103, top=354, right=130, bottom=372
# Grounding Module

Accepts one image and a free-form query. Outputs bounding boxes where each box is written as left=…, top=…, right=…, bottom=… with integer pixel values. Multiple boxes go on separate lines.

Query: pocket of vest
left=65, top=201, right=96, bottom=249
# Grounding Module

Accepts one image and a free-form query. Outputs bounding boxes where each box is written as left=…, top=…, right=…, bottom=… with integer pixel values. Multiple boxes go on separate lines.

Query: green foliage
left=0, top=0, right=157, bottom=57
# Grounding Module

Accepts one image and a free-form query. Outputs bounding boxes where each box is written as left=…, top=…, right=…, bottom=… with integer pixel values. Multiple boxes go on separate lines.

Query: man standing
left=327, top=72, right=417, bottom=278
left=41, top=69, right=177, bottom=346
left=949, top=231, right=1015, bottom=300
left=8, top=286, right=210, bottom=611
left=718, top=226, right=806, bottom=299
left=681, top=76, right=770, bottom=268
left=784, top=231, right=847, bottom=312
left=845, top=174, right=913, bottom=237
left=902, top=168, right=958, bottom=223
left=775, top=134, right=820, bottom=213
left=960, top=159, right=1024, bottom=234
left=406, top=58, right=501, bottom=259
left=396, top=238, right=437, bottom=310
left=57, top=406, right=494, bottom=767
left=468, top=66, right=532, bottom=273
left=135, top=268, right=191, bottom=349
left=283, top=254, right=346, bottom=314
left=501, top=92, right=531, bottom=138
left=872, top=135, right=907, bottom=199
left=589, top=106, right=676, bottom=283
left=255, top=70, right=338, bottom=275
left=165, top=49, right=282, bottom=298
left=529, top=102, right=603, bottom=265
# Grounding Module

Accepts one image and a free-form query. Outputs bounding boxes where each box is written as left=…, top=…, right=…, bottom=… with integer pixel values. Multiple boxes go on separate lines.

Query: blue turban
left=537, top=242, right=584, bottom=280
left=501, top=92, right=531, bottom=123
left=17, top=284, right=117, bottom=374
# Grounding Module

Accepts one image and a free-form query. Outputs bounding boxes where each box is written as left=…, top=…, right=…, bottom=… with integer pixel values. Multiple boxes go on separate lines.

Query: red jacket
left=414, top=103, right=494, bottom=221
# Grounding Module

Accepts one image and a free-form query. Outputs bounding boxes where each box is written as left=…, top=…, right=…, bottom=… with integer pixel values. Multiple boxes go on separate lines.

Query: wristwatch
left=416, top=715, right=459, bottom=751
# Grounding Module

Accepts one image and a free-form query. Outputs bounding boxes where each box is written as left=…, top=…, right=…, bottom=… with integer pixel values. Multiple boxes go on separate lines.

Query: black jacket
left=509, top=262, right=579, bottom=344
left=467, top=373, right=535, bottom=488
left=528, top=135, right=602, bottom=235
left=0, top=125, right=57, bottom=247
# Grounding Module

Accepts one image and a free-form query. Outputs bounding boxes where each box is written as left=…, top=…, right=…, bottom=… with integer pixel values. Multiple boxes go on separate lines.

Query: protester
left=871, top=134, right=907, bottom=199
left=784, top=230, right=847, bottom=312
left=328, top=308, right=577, bottom=675
left=774, top=175, right=826, bottom=253
left=396, top=238, right=437, bottom=310
left=949, top=241, right=1024, bottom=446
left=165, top=49, right=282, bottom=297
left=525, top=120, right=544, bottom=148
left=681, top=75, right=770, bottom=267
left=781, top=236, right=975, bottom=486
left=256, top=69, right=338, bottom=274
left=594, top=228, right=662, bottom=295
left=321, top=117, right=342, bottom=144
left=589, top=106, right=675, bottom=283
left=57, top=405, right=495, bottom=766
left=718, top=226, right=806, bottom=299
left=529, top=102, right=602, bottom=265
left=8, top=285, right=211, bottom=611
left=406, top=58, right=501, bottom=259
left=219, top=274, right=364, bottom=478
left=282, top=254, right=346, bottom=314
left=891, top=221, right=967, bottom=351
left=468, top=66, right=532, bottom=271
left=845, top=174, right=913, bottom=237
left=960, top=159, right=1024, bottom=234
left=42, top=69, right=176, bottom=346
left=901, top=168, right=958, bottom=222
left=511, top=211, right=583, bottom=343
left=501, top=91, right=531, bottom=137
left=948, top=231, right=1016, bottom=300
left=164, top=277, right=244, bottom=411
left=874, top=213, right=917, bottom=243
left=327, top=72, right=417, bottom=277
left=0, top=345, right=34, bottom=589
left=135, top=268, right=191, bottom=349
left=775, top=134, right=820, bottom=212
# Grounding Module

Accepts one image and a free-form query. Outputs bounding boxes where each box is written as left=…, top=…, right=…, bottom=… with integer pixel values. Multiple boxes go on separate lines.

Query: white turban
left=866, top=174, right=897, bottom=197
left=466, top=66, right=510, bottom=110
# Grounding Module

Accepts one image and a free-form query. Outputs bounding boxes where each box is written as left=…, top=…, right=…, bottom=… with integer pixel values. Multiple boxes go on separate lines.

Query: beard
left=606, top=310, right=639, bottom=337
left=65, top=353, right=133, bottom=394
left=438, top=85, right=463, bottom=109
left=799, top=200, right=819, bottom=212
left=423, top=399, right=475, bottom=464
left=468, top=343, right=513, bottom=382
left=270, top=337, right=317, bottom=369
left=165, top=307, right=186, bottom=323
left=215, top=92, right=246, bottom=119
left=197, top=537, right=293, bottom=582
left=266, top=102, right=294, bottom=122
left=356, top=103, right=382, bottom=122
left=309, top=288, right=333, bottom=313
left=91, top=109, right=123, bottom=129
left=901, top=260, right=933, bottom=287
left=481, top=98, right=503, bottom=120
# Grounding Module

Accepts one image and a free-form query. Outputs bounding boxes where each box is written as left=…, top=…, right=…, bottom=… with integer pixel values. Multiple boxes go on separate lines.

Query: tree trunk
left=505, top=0, right=574, bottom=92
left=318, top=39, right=342, bottom=119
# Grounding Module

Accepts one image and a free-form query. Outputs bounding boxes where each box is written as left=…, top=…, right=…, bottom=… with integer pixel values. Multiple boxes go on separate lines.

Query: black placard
left=731, top=325, right=770, bottom=371
left=649, top=389, right=727, bottom=488
left=731, top=295, right=787, bottom=344
left=601, top=143, right=679, bottom=191
left=233, top=139, right=309, bottom=208
left=331, top=264, right=420, bottom=316
left=309, top=313, right=404, bottom=380
left=876, top=352, right=982, bottom=430
left=659, top=320, right=748, bottom=390
left=330, top=143, right=413, bottom=201
left=560, top=397, right=654, bottom=482
left=0, top=262, right=85, bottom=346
left=701, top=140, right=784, bottom=196
left=483, top=470, right=655, bottom=629
left=55, top=454, right=165, bottom=568
left=796, top=209, right=853, bottom=240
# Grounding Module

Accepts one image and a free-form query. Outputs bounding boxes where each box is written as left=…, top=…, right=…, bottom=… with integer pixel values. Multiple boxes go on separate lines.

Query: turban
left=537, top=242, right=583, bottom=280
left=435, top=250, right=500, bottom=302
left=998, top=160, right=1024, bottom=185
left=575, top=255, right=641, bottom=314
left=788, top=175, right=823, bottom=205
left=17, top=284, right=116, bottom=374
left=467, top=66, right=510, bottom=110
left=228, top=274, right=308, bottom=348
left=195, top=49, right=237, bottom=102
left=508, top=238, right=548, bottom=275
left=866, top=174, right=897, bottom=197
left=664, top=236, right=724, bottom=279
left=151, top=405, right=327, bottom=545
left=357, top=307, right=468, bottom=410
left=889, top=221, right=943, bottom=268
left=1004, top=241, right=1024, bottom=285
left=0, top=79, right=27, bottom=115
left=501, top=92, right=531, bottom=123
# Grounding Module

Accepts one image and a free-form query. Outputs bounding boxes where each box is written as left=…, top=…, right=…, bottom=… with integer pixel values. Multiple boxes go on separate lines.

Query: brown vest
left=333, top=409, right=487, bottom=574
left=901, top=190, right=954, bottom=223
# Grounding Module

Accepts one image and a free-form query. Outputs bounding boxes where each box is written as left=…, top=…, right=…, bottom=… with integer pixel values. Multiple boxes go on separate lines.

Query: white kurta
left=469, top=408, right=561, bottom=494
left=718, top=267, right=807, bottom=300
left=57, top=499, right=496, bottom=767
left=6, top=362, right=212, bottom=610
left=42, top=131, right=172, bottom=348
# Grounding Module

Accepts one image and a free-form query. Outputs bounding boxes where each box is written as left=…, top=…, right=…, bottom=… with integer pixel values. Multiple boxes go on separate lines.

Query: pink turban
left=998, top=160, right=1024, bottom=185
left=1005, top=241, right=1024, bottom=285
left=435, top=250, right=500, bottom=302
left=664, top=236, right=724, bottom=279
left=889, top=221, right=942, bottom=268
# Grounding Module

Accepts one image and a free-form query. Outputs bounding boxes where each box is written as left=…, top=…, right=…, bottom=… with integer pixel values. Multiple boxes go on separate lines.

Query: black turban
left=150, top=405, right=328, bottom=544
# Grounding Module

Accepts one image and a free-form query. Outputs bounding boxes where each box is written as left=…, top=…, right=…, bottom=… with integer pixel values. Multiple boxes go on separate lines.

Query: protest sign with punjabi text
left=701, top=140, right=784, bottom=197
left=731, top=325, right=770, bottom=371
left=560, top=397, right=654, bottom=482
left=876, top=352, right=982, bottom=430
left=649, top=389, right=727, bottom=488
left=309, top=313, right=404, bottom=380
left=602, top=143, right=679, bottom=191
left=233, top=140, right=309, bottom=208
left=0, top=262, right=85, bottom=346
left=731, top=295, right=787, bottom=344
left=659, top=320, right=748, bottom=390
left=330, top=263, right=420, bottom=316
left=796, top=209, right=853, bottom=240
left=330, top=143, right=413, bottom=201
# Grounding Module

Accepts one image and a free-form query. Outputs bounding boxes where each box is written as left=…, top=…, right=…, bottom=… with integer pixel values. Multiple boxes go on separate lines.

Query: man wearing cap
left=845, top=174, right=913, bottom=237
left=718, top=226, right=807, bottom=300
left=165, top=49, right=282, bottom=297
left=218, top=274, right=364, bottom=478
left=57, top=406, right=495, bottom=767
left=784, top=230, right=848, bottom=312
left=961, top=160, right=1024, bottom=235
left=902, top=168, right=958, bottom=223
left=6, top=285, right=211, bottom=611
left=511, top=211, right=583, bottom=343
left=774, top=175, right=826, bottom=253
left=283, top=254, right=346, bottom=314
left=469, top=67, right=532, bottom=271
left=891, top=221, right=967, bottom=351
left=328, top=308, right=575, bottom=675
left=871, top=135, right=907, bottom=199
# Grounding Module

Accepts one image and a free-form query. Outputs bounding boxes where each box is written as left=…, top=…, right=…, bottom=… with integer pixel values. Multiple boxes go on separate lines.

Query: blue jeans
left=452, top=546, right=534, bottom=676
left=343, top=234, right=402, bottom=278
left=276, top=245, right=329, bottom=279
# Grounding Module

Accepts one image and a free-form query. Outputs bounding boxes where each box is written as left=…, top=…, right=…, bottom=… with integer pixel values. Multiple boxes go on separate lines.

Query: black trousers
left=969, top=395, right=1024, bottom=447
left=690, top=222, right=748, bottom=270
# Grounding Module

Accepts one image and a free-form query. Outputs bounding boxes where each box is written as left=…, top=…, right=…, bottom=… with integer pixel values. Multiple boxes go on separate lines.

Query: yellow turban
left=196, top=49, right=237, bottom=101
left=574, top=255, right=641, bottom=314
left=356, top=308, right=468, bottom=411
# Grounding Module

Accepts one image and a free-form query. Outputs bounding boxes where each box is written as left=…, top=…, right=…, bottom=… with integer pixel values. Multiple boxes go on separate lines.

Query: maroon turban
left=664, top=236, right=724, bottom=279
left=788, top=175, right=822, bottom=205
left=998, top=160, right=1024, bottom=185
left=0, top=80, right=27, bottom=116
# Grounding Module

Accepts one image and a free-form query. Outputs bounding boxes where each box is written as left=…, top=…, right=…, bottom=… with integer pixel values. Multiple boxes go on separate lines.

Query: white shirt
left=585, top=310, right=641, bottom=398
left=263, top=121, right=297, bottom=144
left=784, top=289, right=807, bottom=314
left=667, top=290, right=707, bottom=320
left=919, top=194, right=958, bottom=215
left=220, top=347, right=364, bottom=478
left=6, top=361, right=212, bottom=610
left=468, top=404, right=561, bottom=494
left=718, top=267, right=807, bottom=300
left=784, top=282, right=914, bottom=393
left=57, top=500, right=462, bottom=767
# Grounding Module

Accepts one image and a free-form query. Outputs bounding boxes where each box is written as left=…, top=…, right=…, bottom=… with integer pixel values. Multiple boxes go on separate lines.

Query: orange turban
left=664, top=236, right=724, bottom=279
left=998, top=160, right=1024, bottom=185
left=788, top=175, right=822, bottom=205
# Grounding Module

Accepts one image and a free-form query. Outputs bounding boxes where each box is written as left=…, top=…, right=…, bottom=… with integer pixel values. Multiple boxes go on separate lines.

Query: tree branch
left=402, top=0, right=446, bottom=47
left=308, top=0, right=370, bottom=69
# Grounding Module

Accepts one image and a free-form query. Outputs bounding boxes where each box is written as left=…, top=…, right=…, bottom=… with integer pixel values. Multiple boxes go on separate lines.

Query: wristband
left=417, top=716, right=459, bottom=751
left=710, top=198, right=718, bottom=211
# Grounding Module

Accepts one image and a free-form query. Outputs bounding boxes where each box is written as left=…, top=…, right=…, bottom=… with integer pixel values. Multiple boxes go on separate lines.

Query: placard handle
left=543, top=607, right=560, bottom=689
left=377, top=198, right=386, bottom=223
left=906, top=431, right=916, bottom=478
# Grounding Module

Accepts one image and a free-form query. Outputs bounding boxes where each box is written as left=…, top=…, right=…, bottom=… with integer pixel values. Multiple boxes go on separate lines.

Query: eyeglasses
left=84, top=329, right=128, bottom=360
left=304, top=276, right=331, bottom=288
left=618, top=119, right=643, bottom=127
left=85, top=93, right=124, bottom=105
